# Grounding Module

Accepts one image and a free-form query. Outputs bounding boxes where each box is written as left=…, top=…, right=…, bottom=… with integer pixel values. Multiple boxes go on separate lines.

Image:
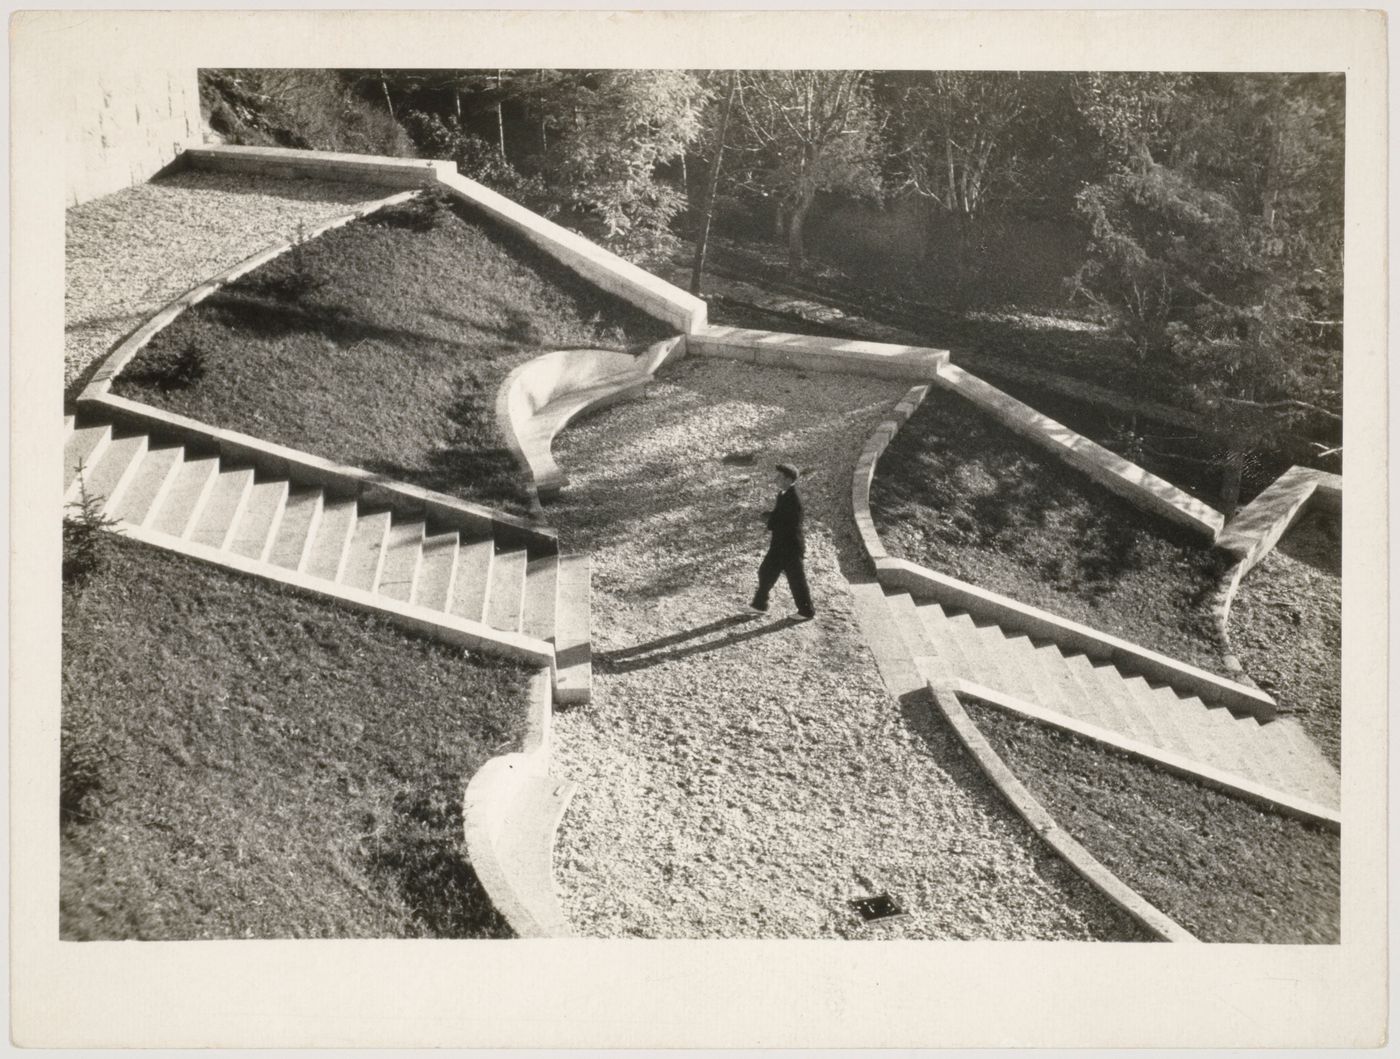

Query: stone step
left=915, top=603, right=976, bottom=675
left=1060, top=651, right=1125, bottom=732
left=1120, top=673, right=1196, bottom=757
left=339, top=509, right=393, bottom=592
left=1146, top=682, right=1226, bottom=764
left=449, top=537, right=495, bottom=623
left=303, top=498, right=358, bottom=582
left=376, top=520, right=425, bottom=603
left=553, top=554, right=593, bottom=705
left=149, top=455, right=221, bottom=538
left=521, top=553, right=560, bottom=643
left=64, top=422, right=112, bottom=494
left=886, top=591, right=940, bottom=677
left=969, top=621, right=1032, bottom=699
left=267, top=488, right=323, bottom=571
left=1024, top=643, right=1100, bottom=726
left=485, top=546, right=529, bottom=634
left=1083, top=659, right=1152, bottom=742
left=189, top=466, right=255, bottom=548
left=68, top=432, right=148, bottom=511
left=413, top=531, right=460, bottom=611
left=228, top=478, right=290, bottom=561
left=108, top=444, right=184, bottom=527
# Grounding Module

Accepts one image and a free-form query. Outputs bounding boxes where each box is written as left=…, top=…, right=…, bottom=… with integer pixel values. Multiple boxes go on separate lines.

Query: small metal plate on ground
left=849, top=892, right=907, bottom=923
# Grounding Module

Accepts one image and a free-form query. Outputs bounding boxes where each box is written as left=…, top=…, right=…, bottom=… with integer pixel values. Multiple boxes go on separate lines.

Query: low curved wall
left=461, top=667, right=577, bottom=938
left=496, top=338, right=684, bottom=504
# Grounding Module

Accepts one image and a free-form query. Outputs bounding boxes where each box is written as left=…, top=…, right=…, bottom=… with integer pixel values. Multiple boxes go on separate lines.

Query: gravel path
left=547, top=358, right=1144, bottom=940
left=65, top=169, right=385, bottom=393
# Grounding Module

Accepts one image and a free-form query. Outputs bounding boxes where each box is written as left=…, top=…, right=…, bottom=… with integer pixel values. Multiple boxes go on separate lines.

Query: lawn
left=870, top=388, right=1234, bottom=675
left=61, top=533, right=533, bottom=939
left=114, top=191, right=670, bottom=515
left=966, top=700, right=1340, bottom=944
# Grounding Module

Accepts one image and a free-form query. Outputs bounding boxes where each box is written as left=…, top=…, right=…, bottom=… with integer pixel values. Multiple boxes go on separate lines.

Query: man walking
left=751, top=463, right=816, bottom=620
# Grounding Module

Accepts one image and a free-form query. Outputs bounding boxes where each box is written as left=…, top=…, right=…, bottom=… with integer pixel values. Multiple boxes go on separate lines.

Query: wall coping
left=690, top=325, right=949, bottom=380
left=880, top=554, right=1276, bottom=719
left=115, top=520, right=555, bottom=666
left=921, top=672, right=1197, bottom=943
left=88, top=392, right=554, bottom=550
left=184, top=144, right=453, bottom=185
left=935, top=363, right=1225, bottom=539
left=435, top=171, right=707, bottom=333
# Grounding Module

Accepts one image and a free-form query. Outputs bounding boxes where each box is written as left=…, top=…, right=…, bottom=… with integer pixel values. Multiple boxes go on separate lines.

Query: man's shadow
left=596, top=613, right=802, bottom=674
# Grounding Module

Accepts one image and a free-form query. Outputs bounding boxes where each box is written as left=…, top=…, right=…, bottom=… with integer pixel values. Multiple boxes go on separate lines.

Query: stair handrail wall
left=852, top=385, right=1278, bottom=720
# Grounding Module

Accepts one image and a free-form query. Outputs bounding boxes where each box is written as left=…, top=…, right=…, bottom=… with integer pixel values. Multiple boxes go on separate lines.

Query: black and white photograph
left=11, top=7, right=1389, bottom=1049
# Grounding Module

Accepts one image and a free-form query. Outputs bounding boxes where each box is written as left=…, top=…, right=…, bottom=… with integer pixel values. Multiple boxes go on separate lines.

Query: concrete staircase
left=884, top=590, right=1339, bottom=812
left=64, top=415, right=593, bottom=702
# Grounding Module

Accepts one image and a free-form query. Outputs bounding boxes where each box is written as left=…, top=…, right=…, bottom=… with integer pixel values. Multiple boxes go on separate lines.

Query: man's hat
left=775, top=463, right=800, bottom=481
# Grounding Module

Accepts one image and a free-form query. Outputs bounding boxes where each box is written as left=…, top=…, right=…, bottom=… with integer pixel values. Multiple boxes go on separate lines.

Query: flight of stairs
left=884, top=590, right=1339, bottom=811
left=64, top=415, right=592, bottom=701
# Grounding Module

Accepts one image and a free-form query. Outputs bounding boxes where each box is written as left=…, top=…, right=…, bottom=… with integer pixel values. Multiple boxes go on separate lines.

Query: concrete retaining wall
left=690, top=325, right=948, bottom=380
left=436, top=172, right=707, bottom=333
left=495, top=348, right=652, bottom=503
left=461, top=668, right=577, bottom=938
left=67, top=64, right=202, bottom=206
left=935, top=364, right=1225, bottom=540
left=184, top=144, right=449, bottom=188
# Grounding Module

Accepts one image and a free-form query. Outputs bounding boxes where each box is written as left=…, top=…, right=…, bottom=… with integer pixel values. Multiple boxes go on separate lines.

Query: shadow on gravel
left=596, top=613, right=799, bottom=673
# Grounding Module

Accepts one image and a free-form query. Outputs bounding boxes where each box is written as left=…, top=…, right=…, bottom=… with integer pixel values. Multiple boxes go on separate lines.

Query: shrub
left=63, top=469, right=121, bottom=589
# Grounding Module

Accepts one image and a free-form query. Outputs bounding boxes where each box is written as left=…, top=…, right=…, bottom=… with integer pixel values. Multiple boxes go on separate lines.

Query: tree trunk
left=787, top=190, right=814, bottom=275
left=690, top=71, right=737, bottom=295
left=379, top=72, right=395, bottom=120
left=453, top=89, right=462, bottom=123
left=495, top=70, right=506, bottom=156
left=1219, top=449, right=1245, bottom=517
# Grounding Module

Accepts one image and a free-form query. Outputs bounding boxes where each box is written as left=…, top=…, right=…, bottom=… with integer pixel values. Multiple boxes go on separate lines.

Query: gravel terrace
left=547, top=357, right=1146, bottom=940
left=65, top=169, right=385, bottom=393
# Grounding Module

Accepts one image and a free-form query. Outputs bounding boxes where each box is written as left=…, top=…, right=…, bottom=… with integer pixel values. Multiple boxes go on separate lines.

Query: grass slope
left=1229, top=510, right=1342, bottom=767
left=966, top=701, right=1340, bottom=944
left=114, top=193, right=669, bottom=514
left=62, top=535, right=532, bottom=940
left=870, top=389, right=1232, bottom=674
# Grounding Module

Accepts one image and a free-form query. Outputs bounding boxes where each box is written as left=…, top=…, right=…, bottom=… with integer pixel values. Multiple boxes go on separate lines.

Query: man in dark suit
left=751, top=463, right=816, bottom=619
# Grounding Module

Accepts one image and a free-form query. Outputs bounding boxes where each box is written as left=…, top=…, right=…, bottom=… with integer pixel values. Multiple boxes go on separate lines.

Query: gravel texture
left=1229, top=510, right=1342, bottom=768
left=546, top=358, right=1147, bottom=940
left=65, top=169, right=385, bottom=393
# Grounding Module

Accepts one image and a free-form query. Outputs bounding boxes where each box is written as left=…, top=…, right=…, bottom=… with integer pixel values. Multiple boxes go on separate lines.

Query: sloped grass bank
left=870, top=389, right=1233, bottom=675
left=61, top=535, right=532, bottom=940
left=1230, top=510, right=1342, bottom=767
left=966, top=701, right=1340, bottom=943
left=114, top=193, right=669, bottom=514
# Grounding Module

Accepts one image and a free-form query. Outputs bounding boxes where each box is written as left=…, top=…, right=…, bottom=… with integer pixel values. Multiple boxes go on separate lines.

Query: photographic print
left=13, top=8, right=1388, bottom=1049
